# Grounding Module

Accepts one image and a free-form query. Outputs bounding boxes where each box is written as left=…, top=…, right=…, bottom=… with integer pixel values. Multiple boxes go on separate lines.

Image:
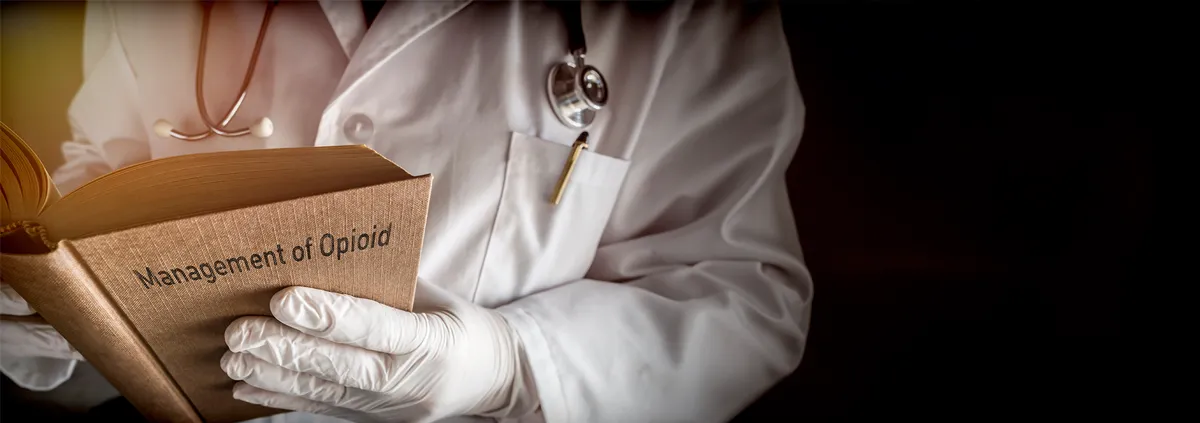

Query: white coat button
left=342, top=114, right=374, bottom=143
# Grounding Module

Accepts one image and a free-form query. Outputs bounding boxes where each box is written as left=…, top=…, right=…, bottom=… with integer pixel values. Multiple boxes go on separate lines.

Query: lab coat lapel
left=317, top=0, right=367, bottom=58
left=328, top=0, right=472, bottom=103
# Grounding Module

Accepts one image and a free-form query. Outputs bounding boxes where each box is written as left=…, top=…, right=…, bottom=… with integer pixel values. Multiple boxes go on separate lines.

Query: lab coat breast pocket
left=475, top=133, right=630, bottom=307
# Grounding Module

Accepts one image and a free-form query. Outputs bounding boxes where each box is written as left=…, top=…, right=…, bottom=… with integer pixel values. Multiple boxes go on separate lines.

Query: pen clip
left=551, top=132, right=589, bottom=205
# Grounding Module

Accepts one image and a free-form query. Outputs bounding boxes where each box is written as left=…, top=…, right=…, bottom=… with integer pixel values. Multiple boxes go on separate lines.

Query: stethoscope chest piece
left=547, top=54, right=608, bottom=129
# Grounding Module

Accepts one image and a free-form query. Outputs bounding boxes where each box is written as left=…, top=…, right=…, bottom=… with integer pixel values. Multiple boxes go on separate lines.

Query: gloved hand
left=1, top=283, right=84, bottom=391
left=221, top=284, right=540, bottom=423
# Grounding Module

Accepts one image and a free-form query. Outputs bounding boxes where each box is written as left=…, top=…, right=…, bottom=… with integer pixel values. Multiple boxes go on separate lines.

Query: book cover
left=2, top=122, right=431, bottom=422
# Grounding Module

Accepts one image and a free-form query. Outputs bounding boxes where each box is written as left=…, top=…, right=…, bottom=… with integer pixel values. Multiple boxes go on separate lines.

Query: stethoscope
left=154, top=0, right=608, bottom=141
left=545, top=1, right=608, bottom=129
left=154, top=0, right=278, bottom=141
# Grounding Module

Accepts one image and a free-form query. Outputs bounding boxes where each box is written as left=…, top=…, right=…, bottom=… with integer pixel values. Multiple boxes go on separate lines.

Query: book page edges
left=1, top=242, right=201, bottom=423
left=0, top=121, right=58, bottom=214
left=56, top=144, right=406, bottom=205
left=53, top=173, right=433, bottom=251
left=395, top=174, right=431, bottom=311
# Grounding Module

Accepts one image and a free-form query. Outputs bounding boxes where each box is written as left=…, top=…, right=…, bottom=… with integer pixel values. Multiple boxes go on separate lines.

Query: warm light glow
left=1, top=1, right=87, bottom=174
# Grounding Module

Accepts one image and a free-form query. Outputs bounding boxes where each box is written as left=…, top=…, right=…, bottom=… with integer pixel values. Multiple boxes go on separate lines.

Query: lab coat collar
left=318, top=0, right=367, bottom=58
left=326, top=0, right=473, bottom=104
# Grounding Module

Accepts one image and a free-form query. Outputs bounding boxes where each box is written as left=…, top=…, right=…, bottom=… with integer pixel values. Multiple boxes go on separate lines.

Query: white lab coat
left=21, top=0, right=812, bottom=422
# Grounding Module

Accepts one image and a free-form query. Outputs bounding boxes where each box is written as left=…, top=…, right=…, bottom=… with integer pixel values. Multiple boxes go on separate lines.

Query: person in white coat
left=0, top=1, right=812, bottom=422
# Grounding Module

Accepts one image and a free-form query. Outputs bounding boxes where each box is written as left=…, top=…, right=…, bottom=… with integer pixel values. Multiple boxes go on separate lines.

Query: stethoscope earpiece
left=249, top=117, right=274, bottom=138
left=154, top=117, right=273, bottom=140
left=153, top=119, right=175, bottom=139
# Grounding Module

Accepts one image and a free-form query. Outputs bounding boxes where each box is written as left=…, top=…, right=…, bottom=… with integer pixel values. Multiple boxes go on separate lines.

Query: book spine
left=1, top=241, right=202, bottom=423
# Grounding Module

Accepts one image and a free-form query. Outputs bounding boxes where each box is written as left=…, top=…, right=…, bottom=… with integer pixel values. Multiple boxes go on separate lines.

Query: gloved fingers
left=0, top=321, right=84, bottom=361
left=231, top=382, right=357, bottom=419
left=270, top=286, right=442, bottom=356
left=0, top=355, right=78, bottom=392
left=1, top=283, right=36, bottom=316
left=222, top=351, right=414, bottom=412
left=225, top=316, right=396, bottom=392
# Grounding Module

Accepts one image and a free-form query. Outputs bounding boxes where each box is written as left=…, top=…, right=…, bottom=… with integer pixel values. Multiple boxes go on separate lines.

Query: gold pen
left=551, top=132, right=589, bottom=205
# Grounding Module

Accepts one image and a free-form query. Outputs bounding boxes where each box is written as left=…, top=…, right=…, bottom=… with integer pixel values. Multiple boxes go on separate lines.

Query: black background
left=734, top=5, right=1146, bottom=420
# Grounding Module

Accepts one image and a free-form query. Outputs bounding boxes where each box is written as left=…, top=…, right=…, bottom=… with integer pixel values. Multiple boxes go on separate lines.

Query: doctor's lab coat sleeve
left=53, top=0, right=152, bottom=194
left=497, top=5, right=811, bottom=423
left=0, top=1, right=149, bottom=392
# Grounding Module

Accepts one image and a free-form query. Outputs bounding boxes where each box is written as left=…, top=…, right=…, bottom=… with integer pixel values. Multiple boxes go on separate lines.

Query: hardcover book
left=1, top=122, right=431, bottom=422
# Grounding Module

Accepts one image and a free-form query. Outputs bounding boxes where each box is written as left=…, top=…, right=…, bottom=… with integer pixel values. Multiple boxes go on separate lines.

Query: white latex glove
left=0, top=283, right=84, bottom=391
left=221, top=284, right=539, bottom=423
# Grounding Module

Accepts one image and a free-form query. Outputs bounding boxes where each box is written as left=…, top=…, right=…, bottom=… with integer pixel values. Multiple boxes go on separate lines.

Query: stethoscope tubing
left=166, top=0, right=276, bottom=141
left=164, top=0, right=603, bottom=141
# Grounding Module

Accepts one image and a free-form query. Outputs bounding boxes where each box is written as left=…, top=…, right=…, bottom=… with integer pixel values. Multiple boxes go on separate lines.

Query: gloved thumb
left=270, top=286, right=443, bottom=355
left=0, top=321, right=83, bottom=361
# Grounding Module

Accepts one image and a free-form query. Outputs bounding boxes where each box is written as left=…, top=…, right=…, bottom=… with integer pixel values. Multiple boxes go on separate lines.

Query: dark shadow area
left=735, top=7, right=1147, bottom=420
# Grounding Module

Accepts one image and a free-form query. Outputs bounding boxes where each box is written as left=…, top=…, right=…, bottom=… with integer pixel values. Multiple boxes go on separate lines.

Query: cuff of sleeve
left=498, top=307, right=569, bottom=423
left=0, top=355, right=77, bottom=391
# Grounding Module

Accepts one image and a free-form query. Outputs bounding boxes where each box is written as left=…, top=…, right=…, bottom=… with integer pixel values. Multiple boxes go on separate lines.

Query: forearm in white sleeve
left=497, top=5, right=811, bottom=422
left=2, top=0, right=150, bottom=391
left=53, top=0, right=150, bottom=194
